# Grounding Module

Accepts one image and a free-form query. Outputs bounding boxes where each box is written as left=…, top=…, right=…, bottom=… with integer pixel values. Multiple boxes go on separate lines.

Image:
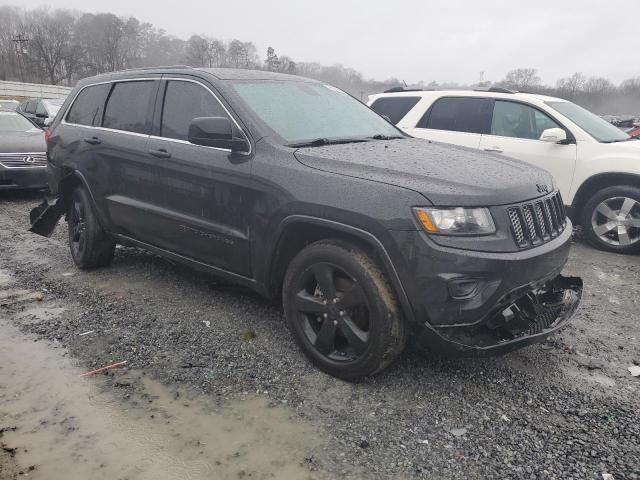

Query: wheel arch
left=266, top=215, right=415, bottom=323
left=57, top=169, right=107, bottom=228
left=571, top=172, right=640, bottom=222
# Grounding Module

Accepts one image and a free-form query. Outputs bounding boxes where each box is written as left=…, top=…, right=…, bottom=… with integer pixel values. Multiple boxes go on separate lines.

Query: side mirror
left=36, top=112, right=48, bottom=119
left=188, top=117, right=249, bottom=153
left=539, top=128, right=567, bottom=143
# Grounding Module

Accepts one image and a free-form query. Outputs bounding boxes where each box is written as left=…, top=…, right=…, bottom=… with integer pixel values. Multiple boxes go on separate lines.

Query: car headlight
left=413, top=207, right=495, bottom=235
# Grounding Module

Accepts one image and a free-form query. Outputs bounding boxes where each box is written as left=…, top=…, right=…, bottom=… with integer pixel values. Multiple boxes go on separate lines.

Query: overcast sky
left=4, top=0, right=638, bottom=85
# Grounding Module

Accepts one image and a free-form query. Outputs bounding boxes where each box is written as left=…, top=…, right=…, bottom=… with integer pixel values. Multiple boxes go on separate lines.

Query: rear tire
left=282, top=240, right=407, bottom=380
left=68, top=186, right=115, bottom=269
left=581, top=185, right=640, bottom=254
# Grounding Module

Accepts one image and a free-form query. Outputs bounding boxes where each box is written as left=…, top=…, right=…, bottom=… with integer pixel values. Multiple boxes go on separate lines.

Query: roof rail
left=383, top=86, right=423, bottom=93
left=118, top=65, right=193, bottom=72
left=474, top=86, right=515, bottom=94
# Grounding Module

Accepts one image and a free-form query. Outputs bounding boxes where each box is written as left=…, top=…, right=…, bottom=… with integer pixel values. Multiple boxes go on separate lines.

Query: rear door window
left=490, top=100, right=561, bottom=140
left=35, top=101, right=47, bottom=116
left=160, top=80, right=228, bottom=141
left=417, top=97, right=492, bottom=134
left=66, top=84, right=111, bottom=126
left=103, top=81, right=157, bottom=134
left=24, top=100, right=37, bottom=114
left=369, top=97, right=421, bottom=125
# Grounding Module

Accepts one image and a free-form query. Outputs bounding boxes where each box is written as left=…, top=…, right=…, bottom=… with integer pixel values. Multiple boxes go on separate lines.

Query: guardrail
left=0, top=80, right=73, bottom=100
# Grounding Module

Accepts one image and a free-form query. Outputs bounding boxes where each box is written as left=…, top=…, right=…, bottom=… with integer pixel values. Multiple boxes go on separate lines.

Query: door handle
left=83, top=136, right=101, bottom=145
left=148, top=148, right=171, bottom=159
left=484, top=147, right=503, bottom=153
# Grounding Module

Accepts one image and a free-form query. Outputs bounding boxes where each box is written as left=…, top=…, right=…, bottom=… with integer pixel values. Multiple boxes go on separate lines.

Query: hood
left=607, top=139, right=640, bottom=151
left=294, top=138, right=553, bottom=206
left=0, top=130, right=46, bottom=153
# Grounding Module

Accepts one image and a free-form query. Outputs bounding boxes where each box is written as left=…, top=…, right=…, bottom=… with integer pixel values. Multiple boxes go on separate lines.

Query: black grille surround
left=507, top=192, right=567, bottom=249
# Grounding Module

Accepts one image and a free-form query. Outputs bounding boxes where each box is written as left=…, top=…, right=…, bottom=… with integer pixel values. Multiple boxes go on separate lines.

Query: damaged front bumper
left=29, top=195, right=64, bottom=237
left=416, top=275, right=583, bottom=355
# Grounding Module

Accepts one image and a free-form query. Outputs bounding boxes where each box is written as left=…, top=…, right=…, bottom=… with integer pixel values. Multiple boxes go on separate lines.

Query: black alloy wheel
left=294, top=262, right=371, bottom=362
left=283, top=240, right=408, bottom=380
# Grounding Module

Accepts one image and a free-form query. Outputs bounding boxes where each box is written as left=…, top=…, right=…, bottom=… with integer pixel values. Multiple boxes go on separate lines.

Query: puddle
left=0, top=321, right=327, bottom=480
left=16, top=305, right=67, bottom=324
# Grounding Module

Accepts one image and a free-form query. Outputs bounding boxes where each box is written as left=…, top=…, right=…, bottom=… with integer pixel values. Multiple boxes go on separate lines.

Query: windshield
left=546, top=101, right=630, bottom=143
left=0, top=112, right=39, bottom=132
left=230, top=81, right=401, bottom=144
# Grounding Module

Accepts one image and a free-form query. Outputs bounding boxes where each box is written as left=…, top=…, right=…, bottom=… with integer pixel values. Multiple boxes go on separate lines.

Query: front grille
left=507, top=192, right=566, bottom=248
left=0, top=153, right=47, bottom=169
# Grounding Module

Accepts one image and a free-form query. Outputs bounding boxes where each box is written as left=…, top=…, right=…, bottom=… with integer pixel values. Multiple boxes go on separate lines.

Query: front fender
left=263, top=215, right=416, bottom=323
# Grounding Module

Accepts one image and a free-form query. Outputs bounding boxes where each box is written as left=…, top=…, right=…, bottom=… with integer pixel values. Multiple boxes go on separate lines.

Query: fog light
left=448, top=278, right=480, bottom=299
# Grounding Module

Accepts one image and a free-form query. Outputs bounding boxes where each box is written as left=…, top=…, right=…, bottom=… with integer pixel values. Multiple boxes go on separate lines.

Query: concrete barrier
left=0, top=80, right=73, bottom=100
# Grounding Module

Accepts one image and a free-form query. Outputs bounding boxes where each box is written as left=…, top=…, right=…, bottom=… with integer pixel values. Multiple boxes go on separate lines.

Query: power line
left=11, top=33, right=29, bottom=82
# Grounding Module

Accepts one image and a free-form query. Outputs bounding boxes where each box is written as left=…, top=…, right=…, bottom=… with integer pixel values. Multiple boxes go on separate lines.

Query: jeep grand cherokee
left=29, top=67, right=582, bottom=380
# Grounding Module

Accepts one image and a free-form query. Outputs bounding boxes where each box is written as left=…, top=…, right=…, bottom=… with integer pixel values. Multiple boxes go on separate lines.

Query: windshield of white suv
left=230, top=81, right=402, bottom=145
left=546, top=101, right=631, bottom=143
left=0, top=112, right=39, bottom=132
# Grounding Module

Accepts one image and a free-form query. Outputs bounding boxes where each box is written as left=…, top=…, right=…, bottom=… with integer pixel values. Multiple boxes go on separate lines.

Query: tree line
left=0, top=5, right=401, bottom=101
left=490, top=68, right=640, bottom=116
left=1, top=6, right=638, bottom=114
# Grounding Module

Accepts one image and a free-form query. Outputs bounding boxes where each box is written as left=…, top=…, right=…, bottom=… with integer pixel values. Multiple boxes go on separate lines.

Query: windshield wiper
left=368, top=134, right=405, bottom=140
left=286, top=137, right=371, bottom=148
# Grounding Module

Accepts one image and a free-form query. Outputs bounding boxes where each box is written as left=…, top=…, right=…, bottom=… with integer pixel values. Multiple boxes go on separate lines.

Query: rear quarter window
left=66, top=84, right=111, bottom=126
left=417, top=97, right=492, bottom=134
left=369, top=97, right=421, bottom=125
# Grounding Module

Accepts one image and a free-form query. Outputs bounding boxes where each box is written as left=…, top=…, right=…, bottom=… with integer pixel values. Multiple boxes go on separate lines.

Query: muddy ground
left=0, top=191, right=638, bottom=480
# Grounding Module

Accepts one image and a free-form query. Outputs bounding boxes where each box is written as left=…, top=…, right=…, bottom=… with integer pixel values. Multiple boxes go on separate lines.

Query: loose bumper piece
left=29, top=195, right=63, bottom=237
left=417, top=274, right=583, bottom=354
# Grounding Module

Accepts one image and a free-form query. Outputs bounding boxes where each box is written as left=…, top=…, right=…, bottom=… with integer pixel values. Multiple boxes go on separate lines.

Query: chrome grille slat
left=508, top=192, right=567, bottom=249
left=522, top=205, right=538, bottom=243
left=546, top=199, right=559, bottom=232
left=542, top=200, right=555, bottom=234
left=533, top=202, right=548, bottom=238
left=554, top=192, right=566, bottom=226
left=0, top=153, right=47, bottom=168
left=508, top=208, right=526, bottom=247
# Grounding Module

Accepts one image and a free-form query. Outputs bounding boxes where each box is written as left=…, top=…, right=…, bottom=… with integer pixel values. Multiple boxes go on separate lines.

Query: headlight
left=414, top=207, right=495, bottom=235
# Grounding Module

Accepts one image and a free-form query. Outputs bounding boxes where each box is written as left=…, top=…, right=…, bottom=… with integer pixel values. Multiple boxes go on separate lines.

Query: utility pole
left=12, top=34, right=29, bottom=83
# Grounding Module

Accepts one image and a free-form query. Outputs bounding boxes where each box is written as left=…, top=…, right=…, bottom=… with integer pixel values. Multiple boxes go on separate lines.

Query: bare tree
left=265, top=46, right=279, bottom=71
left=620, top=77, right=640, bottom=95
left=0, top=6, right=23, bottom=80
left=556, top=72, right=586, bottom=98
left=24, top=9, right=77, bottom=84
left=186, top=35, right=209, bottom=67
left=501, top=68, right=541, bottom=91
left=208, top=40, right=226, bottom=67
left=584, top=76, right=614, bottom=96
left=227, top=40, right=245, bottom=68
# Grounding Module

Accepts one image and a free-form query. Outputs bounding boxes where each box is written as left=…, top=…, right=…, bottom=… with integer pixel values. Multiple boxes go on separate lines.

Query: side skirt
left=112, top=233, right=258, bottom=291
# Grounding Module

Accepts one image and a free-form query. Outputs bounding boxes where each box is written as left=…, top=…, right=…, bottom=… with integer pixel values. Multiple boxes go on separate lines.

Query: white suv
left=369, top=88, right=640, bottom=254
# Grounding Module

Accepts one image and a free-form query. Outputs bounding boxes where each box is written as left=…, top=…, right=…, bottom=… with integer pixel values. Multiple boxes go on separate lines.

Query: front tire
left=282, top=240, right=408, bottom=380
left=68, top=186, right=115, bottom=269
left=581, top=185, right=640, bottom=254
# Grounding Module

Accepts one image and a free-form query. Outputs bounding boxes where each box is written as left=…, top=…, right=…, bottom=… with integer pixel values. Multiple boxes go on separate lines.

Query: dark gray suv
left=30, top=67, right=582, bottom=380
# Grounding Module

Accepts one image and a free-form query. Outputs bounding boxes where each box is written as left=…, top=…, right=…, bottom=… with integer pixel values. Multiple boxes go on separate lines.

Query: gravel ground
left=1, top=190, right=639, bottom=479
